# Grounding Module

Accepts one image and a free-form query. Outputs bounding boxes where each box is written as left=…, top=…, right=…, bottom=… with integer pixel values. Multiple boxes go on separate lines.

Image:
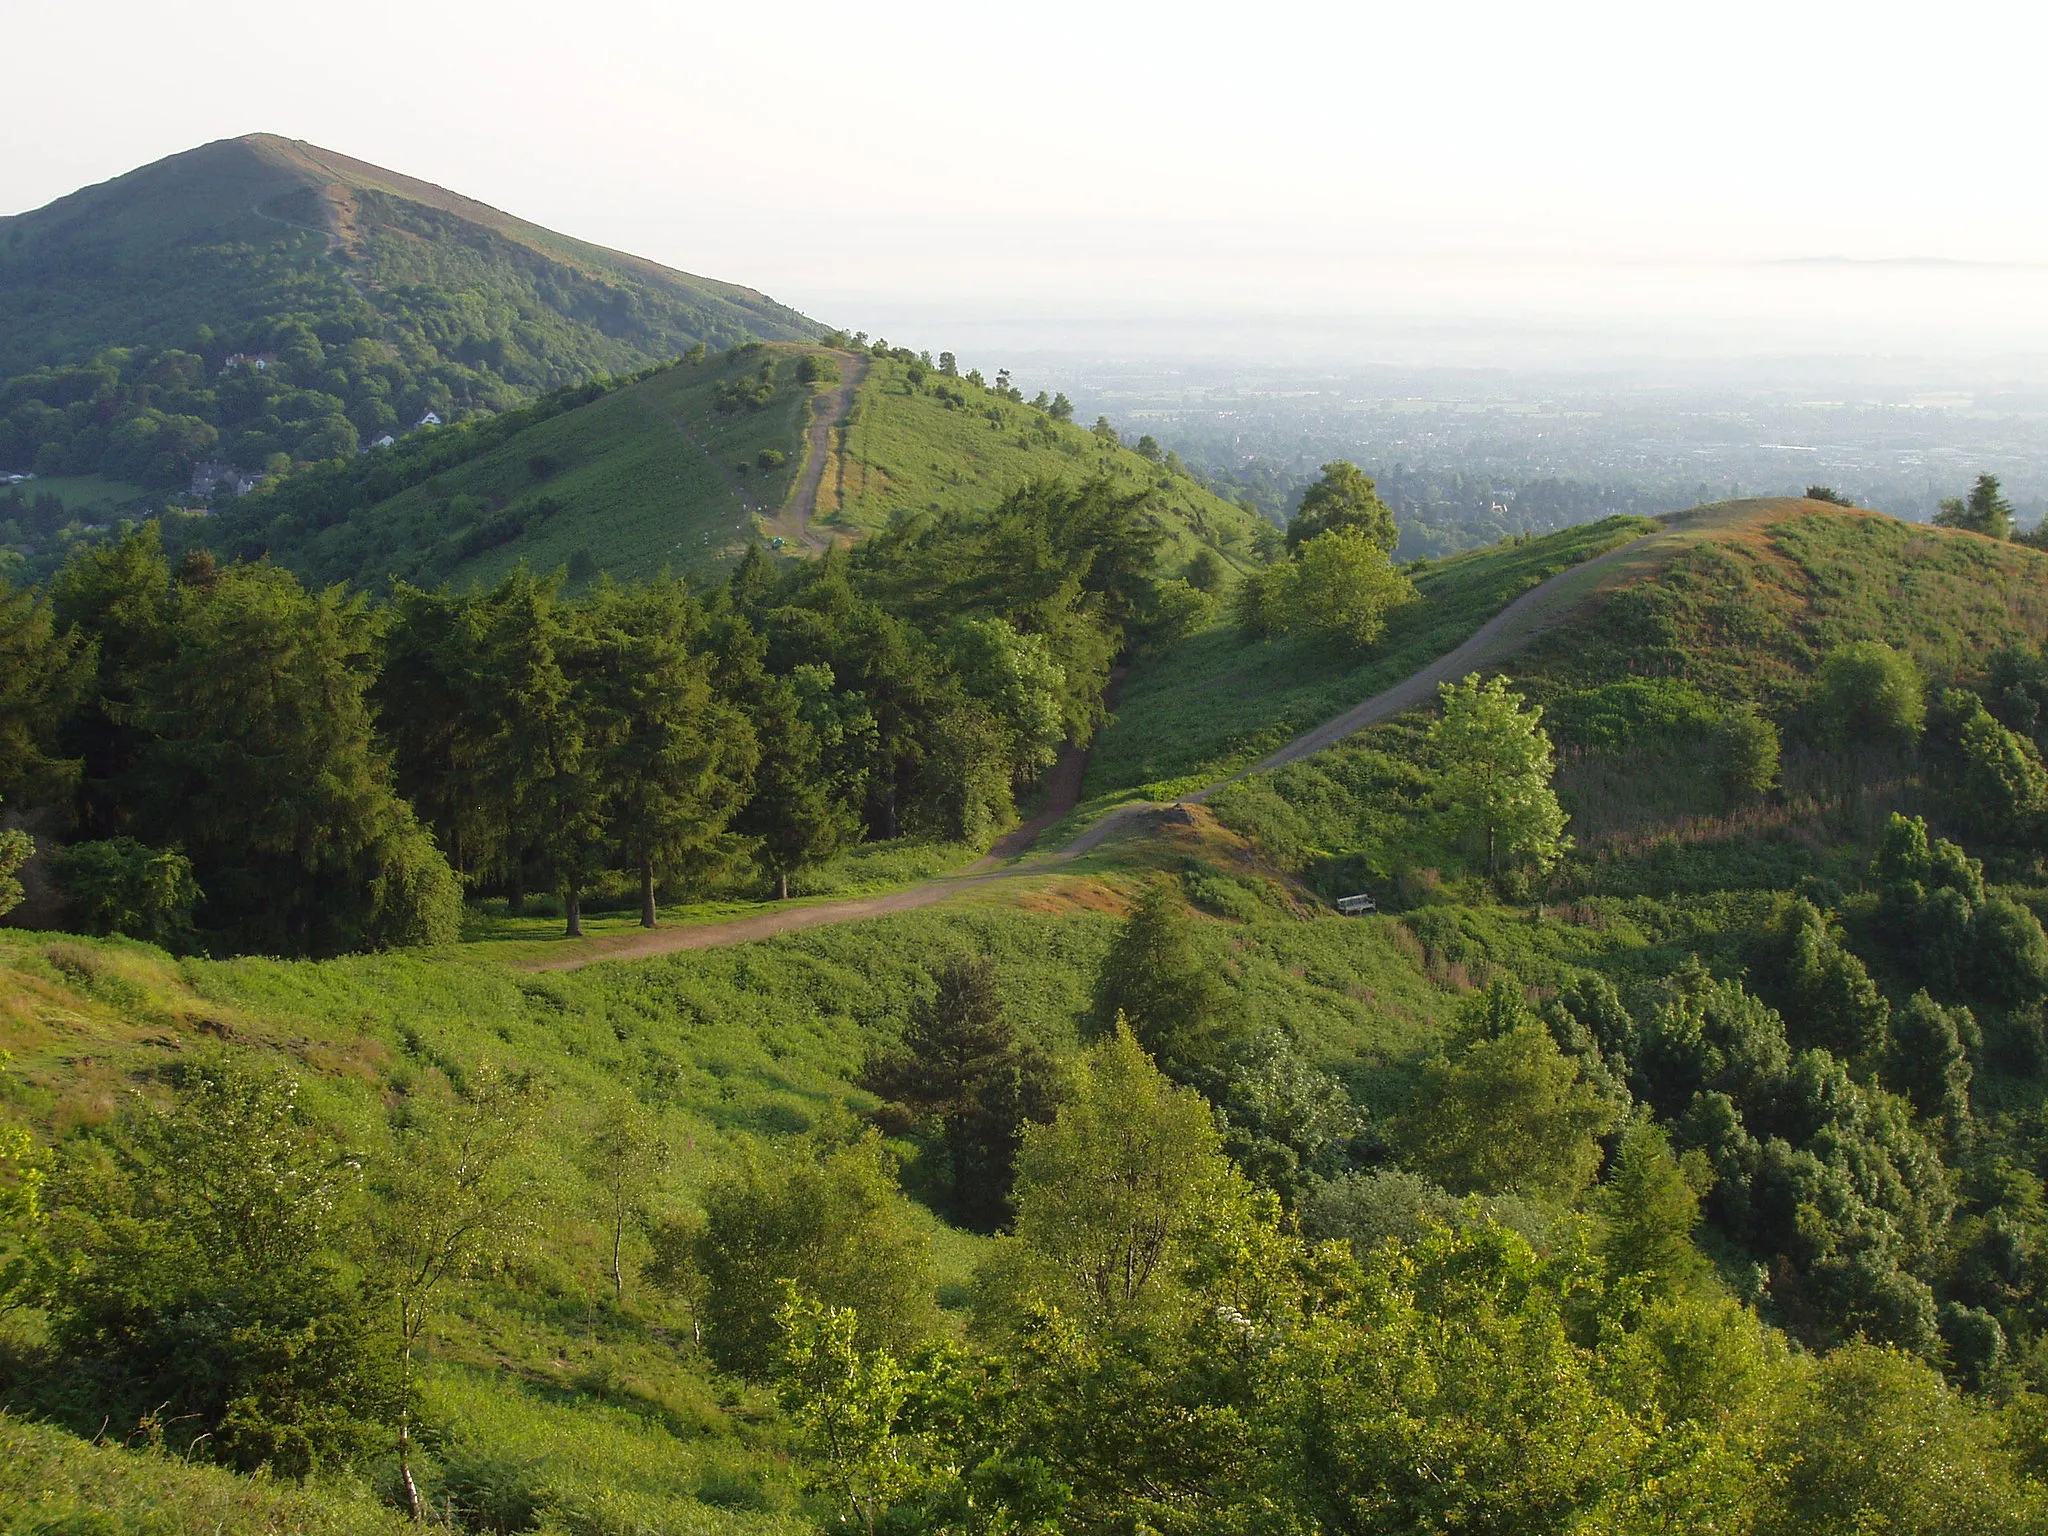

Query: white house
left=415, top=410, right=443, bottom=429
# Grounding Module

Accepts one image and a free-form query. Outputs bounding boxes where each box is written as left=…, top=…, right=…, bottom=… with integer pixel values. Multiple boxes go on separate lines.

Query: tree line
left=0, top=472, right=1217, bottom=954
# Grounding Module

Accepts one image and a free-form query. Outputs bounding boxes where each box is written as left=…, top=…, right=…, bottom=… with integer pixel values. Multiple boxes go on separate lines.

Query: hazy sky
left=9, top=0, right=2048, bottom=360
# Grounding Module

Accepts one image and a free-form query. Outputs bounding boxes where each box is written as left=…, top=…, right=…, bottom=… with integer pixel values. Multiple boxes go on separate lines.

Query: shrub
left=50, top=838, right=200, bottom=945
left=661, top=1137, right=937, bottom=1377
left=1816, top=641, right=1924, bottom=744
left=756, top=448, right=787, bottom=471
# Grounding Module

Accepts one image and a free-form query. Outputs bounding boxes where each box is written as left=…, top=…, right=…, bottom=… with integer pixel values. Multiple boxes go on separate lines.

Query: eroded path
left=761, top=351, right=869, bottom=554
left=520, top=506, right=1761, bottom=970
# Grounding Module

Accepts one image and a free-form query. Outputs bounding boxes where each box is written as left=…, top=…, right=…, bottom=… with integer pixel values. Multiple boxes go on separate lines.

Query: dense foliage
left=0, top=471, right=1205, bottom=950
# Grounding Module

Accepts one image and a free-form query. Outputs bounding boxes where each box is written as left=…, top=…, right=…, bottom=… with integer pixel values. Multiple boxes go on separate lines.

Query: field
left=4, top=473, right=151, bottom=518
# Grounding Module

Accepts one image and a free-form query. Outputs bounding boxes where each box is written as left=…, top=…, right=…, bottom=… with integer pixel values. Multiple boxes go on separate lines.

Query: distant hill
left=0, top=134, right=817, bottom=498
left=204, top=343, right=1273, bottom=591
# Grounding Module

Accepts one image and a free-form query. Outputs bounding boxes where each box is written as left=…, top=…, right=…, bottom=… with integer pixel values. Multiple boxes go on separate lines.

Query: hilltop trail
left=519, top=507, right=1762, bottom=971
left=765, top=351, right=868, bottom=554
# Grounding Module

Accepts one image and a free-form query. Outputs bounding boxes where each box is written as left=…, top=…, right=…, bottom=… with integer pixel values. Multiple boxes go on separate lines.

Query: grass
left=0, top=1410, right=409, bottom=1535
left=275, top=349, right=829, bottom=593
left=6, top=473, right=152, bottom=518
left=827, top=357, right=1270, bottom=570
left=456, top=837, right=987, bottom=964
left=1517, top=502, right=2048, bottom=708
left=1079, top=516, right=1657, bottom=806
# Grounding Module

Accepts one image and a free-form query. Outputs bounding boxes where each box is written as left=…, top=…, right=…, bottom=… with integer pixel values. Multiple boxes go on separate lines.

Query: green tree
left=585, top=580, right=757, bottom=927
left=1816, top=640, right=1925, bottom=744
left=1886, top=991, right=1974, bottom=1141
left=1714, top=705, right=1781, bottom=801
left=1002, top=1023, right=1255, bottom=1320
left=0, top=802, right=28, bottom=921
left=1428, top=673, right=1571, bottom=881
left=1183, top=549, right=1226, bottom=594
left=0, top=578, right=85, bottom=808
left=1934, top=473, right=2014, bottom=540
left=944, top=616, right=1067, bottom=783
left=1089, top=879, right=1231, bottom=1075
left=676, top=1137, right=938, bottom=1377
left=1285, top=460, right=1398, bottom=555
left=473, top=572, right=608, bottom=935
left=1134, top=434, right=1163, bottom=462
left=115, top=560, right=461, bottom=955
left=44, top=1061, right=399, bottom=1476
left=859, top=956, right=1058, bottom=1231
left=579, top=1097, right=670, bottom=1304
left=369, top=1068, right=544, bottom=1518
left=735, top=670, right=859, bottom=899
left=0, top=1099, right=49, bottom=1315
left=771, top=1288, right=937, bottom=1536
left=1951, top=692, right=2048, bottom=846
left=1775, top=898, right=1891, bottom=1060
left=1392, top=1016, right=1618, bottom=1204
left=1595, top=1119, right=1712, bottom=1298
left=49, top=837, right=199, bottom=945
left=1757, top=1344, right=2045, bottom=1535
left=1279, top=528, right=1417, bottom=647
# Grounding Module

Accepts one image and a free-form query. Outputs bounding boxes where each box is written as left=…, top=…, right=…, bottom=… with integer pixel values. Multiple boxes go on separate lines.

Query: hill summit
left=0, top=136, right=818, bottom=505
left=0, top=134, right=816, bottom=377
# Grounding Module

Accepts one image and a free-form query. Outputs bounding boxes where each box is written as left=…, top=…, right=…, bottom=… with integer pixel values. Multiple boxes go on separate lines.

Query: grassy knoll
left=825, top=357, right=1270, bottom=569
left=261, top=348, right=822, bottom=592
left=1519, top=501, right=2048, bottom=707
left=1206, top=500, right=2048, bottom=907
left=1083, top=514, right=1656, bottom=803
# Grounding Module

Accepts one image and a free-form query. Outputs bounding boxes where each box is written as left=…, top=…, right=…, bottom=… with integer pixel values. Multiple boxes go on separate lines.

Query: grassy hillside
left=0, top=904, right=1464, bottom=1528
left=0, top=134, right=814, bottom=379
left=201, top=345, right=1275, bottom=592
left=10, top=495, right=2048, bottom=1525
left=819, top=357, right=1270, bottom=568
left=0, top=133, right=818, bottom=549
left=214, top=346, right=825, bottom=593
left=1084, top=514, right=1656, bottom=799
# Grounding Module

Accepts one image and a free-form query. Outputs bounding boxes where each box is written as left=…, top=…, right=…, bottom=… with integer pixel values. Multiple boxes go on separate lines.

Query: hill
left=7, top=492, right=2048, bottom=1527
left=0, top=134, right=817, bottom=512
left=200, top=343, right=1271, bottom=591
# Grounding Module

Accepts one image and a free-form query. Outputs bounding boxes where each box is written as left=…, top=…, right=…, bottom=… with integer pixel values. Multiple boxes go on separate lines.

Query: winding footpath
left=522, top=517, right=1681, bottom=970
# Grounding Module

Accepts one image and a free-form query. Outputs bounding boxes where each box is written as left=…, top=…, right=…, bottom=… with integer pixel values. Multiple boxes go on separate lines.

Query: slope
left=814, top=355, right=1272, bottom=570
left=0, top=135, right=818, bottom=514
left=205, top=345, right=1273, bottom=590
left=207, top=344, right=829, bottom=592
left=0, top=133, right=815, bottom=376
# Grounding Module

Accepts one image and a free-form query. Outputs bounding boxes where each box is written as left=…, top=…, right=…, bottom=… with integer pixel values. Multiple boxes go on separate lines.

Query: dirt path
left=519, top=509, right=1740, bottom=970
left=762, top=352, right=868, bottom=554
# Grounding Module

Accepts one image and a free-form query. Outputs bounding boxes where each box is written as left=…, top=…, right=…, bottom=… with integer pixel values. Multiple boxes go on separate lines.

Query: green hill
left=9, top=495, right=2048, bottom=1528
left=202, top=344, right=1272, bottom=591
left=0, top=134, right=817, bottom=508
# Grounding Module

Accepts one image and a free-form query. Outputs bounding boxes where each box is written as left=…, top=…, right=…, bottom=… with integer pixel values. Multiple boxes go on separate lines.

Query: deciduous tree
left=1429, top=673, right=1571, bottom=880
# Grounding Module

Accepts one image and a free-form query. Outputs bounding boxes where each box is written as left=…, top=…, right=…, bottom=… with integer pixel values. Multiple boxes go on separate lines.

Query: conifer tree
left=1089, top=879, right=1231, bottom=1075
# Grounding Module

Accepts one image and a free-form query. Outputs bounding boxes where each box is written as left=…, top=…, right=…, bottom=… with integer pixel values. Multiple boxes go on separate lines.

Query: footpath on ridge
left=519, top=509, right=1731, bottom=971
left=760, top=351, right=869, bottom=554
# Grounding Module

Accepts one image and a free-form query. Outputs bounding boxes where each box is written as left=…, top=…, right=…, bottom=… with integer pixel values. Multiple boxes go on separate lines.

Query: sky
left=8, top=0, right=2048, bottom=364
